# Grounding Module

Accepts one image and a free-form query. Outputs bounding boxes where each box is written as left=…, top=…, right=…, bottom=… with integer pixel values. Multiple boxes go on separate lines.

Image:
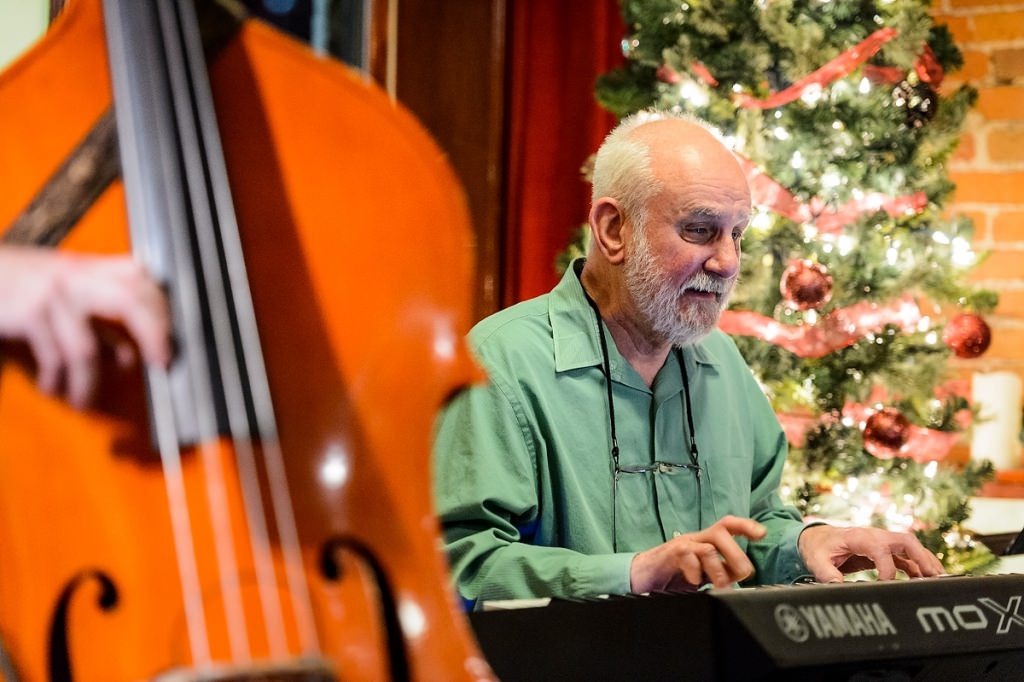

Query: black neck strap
left=578, top=265, right=704, bottom=549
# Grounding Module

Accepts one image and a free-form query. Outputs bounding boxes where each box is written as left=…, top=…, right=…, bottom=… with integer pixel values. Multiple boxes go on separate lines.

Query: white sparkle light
left=952, top=236, right=976, bottom=267
left=801, top=83, right=824, bottom=105
left=838, top=235, right=856, bottom=256
left=679, top=79, right=710, bottom=107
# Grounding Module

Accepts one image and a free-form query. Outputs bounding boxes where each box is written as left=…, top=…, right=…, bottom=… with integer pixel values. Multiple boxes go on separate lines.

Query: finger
left=715, top=515, right=767, bottom=541
left=113, top=341, right=138, bottom=369
left=895, top=556, right=922, bottom=578
left=678, top=550, right=705, bottom=588
left=114, top=281, right=171, bottom=367
left=69, top=258, right=171, bottom=367
left=891, top=538, right=944, bottom=577
left=24, top=316, right=63, bottom=398
left=803, top=551, right=845, bottom=584
left=664, top=572, right=699, bottom=593
left=695, top=544, right=732, bottom=588
left=867, top=545, right=898, bottom=581
left=47, top=293, right=98, bottom=409
left=701, top=525, right=755, bottom=582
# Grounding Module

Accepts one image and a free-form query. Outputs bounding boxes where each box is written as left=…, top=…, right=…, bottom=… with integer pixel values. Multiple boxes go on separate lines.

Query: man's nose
left=705, top=234, right=739, bottom=279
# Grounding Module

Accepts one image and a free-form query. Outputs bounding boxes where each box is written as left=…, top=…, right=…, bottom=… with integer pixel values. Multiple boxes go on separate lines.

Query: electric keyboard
left=469, top=574, right=1024, bottom=681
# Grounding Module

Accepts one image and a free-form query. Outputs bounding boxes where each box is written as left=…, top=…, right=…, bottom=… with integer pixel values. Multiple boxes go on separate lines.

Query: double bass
left=0, top=0, right=492, bottom=679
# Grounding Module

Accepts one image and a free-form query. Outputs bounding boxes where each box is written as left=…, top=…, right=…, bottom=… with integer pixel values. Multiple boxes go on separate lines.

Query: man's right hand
left=629, top=515, right=767, bottom=593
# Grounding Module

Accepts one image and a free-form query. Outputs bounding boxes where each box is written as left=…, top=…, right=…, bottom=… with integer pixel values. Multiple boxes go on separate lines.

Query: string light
left=751, top=210, right=773, bottom=232
left=838, top=235, right=856, bottom=256
left=951, top=236, right=975, bottom=267
left=678, top=78, right=710, bottom=107
left=801, top=83, right=824, bottom=106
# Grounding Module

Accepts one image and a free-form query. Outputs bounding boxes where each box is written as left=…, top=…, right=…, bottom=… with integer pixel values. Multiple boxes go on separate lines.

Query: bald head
left=590, top=111, right=750, bottom=229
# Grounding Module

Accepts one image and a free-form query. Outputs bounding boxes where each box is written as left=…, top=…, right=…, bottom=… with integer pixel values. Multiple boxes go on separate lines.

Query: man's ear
left=589, top=198, right=627, bottom=265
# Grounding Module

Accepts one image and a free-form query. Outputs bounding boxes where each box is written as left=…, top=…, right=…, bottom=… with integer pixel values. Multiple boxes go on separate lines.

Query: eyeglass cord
left=581, top=277, right=703, bottom=553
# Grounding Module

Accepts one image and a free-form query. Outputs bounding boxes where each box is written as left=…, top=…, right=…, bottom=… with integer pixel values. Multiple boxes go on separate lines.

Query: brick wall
left=934, top=1, right=1024, bottom=387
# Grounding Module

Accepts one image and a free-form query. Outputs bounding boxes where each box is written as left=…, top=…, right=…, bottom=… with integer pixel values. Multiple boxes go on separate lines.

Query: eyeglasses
left=610, top=425, right=703, bottom=553
left=616, top=461, right=701, bottom=477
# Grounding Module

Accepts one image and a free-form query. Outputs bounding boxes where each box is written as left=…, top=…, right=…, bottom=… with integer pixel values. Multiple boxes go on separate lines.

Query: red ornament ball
left=863, top=407, right=911, bottom=460
left=780, top=260, right=833, bottom=311
left=942, top=313, right=992, bottom=359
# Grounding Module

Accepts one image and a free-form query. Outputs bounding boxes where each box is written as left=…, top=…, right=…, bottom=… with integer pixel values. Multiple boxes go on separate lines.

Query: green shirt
left=433, top=261, right=809, bottom=606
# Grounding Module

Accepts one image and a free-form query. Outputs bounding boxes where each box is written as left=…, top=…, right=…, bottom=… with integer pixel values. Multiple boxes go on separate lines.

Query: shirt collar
left=549, top=258, right=722, bottom=375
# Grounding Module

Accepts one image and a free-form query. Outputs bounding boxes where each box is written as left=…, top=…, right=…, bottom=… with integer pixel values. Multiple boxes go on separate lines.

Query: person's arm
left=433, top=375, right=634, bottom=607
left=0, top=246, right=170, bottom=407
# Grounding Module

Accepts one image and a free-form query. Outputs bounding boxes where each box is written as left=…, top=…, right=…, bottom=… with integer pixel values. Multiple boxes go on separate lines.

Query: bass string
left=168, top=0, right=321, bottom=656
left=104, top=0, right=319, bottom=662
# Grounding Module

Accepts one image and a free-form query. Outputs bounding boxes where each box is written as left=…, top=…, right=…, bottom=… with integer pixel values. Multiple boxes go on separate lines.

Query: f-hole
left=320, top=538, right=409, bottom=681
left=48, top=569, right=119, bottom=682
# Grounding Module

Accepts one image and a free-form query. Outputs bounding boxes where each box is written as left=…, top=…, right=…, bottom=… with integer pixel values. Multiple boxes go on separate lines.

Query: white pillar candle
left=971, top=371, right=1024, bottom=471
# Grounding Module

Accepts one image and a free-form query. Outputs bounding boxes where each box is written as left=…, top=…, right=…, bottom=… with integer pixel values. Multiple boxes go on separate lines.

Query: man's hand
left=0, top=247, right=171, bottom=408
left=629, top=515, right=767, bottom=593
left=798, top=525, right=945, bottom=583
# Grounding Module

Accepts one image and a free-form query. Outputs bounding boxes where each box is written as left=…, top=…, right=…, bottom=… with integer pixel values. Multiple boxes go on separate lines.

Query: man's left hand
left=797, top=525, right=945, bottom=582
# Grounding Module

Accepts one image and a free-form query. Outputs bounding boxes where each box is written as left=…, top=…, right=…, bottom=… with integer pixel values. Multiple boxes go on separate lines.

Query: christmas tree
left=589, top=0, right=999, bottom=573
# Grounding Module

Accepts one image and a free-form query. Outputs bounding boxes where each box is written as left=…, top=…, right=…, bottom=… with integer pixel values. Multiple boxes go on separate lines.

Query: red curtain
left=502, top=0, right=626, bottom=306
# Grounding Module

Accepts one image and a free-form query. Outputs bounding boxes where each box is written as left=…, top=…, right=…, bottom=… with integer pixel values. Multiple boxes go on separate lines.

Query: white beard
left=623, top=225, right=735, bottom=348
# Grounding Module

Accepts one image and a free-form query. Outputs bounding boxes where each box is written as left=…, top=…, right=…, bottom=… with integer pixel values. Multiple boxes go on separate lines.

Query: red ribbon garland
left=717, top=295, right=922, bottom=359
left=660, top=28, right=945, bottom=107
left=732, top=28, right=899, bottom=109
left=736, top=155, right=928, bottom=233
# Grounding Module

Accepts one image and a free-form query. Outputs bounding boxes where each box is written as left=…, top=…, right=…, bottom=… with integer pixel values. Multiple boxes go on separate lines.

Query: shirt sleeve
left=432, top=371, right=634, bottom=607
left=739, top=363, right=812, bottom=585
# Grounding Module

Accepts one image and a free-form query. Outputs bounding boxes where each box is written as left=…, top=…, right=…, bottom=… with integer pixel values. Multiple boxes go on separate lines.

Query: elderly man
left=433, top=110, right=943, bottom=608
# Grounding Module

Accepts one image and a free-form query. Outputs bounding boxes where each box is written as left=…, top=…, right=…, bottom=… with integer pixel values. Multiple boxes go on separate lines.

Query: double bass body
left=0, top=0, right=489, bottom=679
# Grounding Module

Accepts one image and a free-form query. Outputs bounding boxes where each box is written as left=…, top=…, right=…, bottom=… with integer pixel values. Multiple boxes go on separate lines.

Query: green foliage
left=556, top=225, right=591, bottom=275
left=592, top=0, right=1002, bottom=573
left=595, top=64, right=659, bottom=118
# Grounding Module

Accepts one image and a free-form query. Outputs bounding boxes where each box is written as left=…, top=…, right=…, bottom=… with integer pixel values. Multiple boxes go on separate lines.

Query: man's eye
left=683, top=226, right=713, bottom=242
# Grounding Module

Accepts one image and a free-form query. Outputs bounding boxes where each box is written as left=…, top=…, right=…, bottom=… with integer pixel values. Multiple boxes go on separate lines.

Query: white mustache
left=679, top=272, right=731, bottom=295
